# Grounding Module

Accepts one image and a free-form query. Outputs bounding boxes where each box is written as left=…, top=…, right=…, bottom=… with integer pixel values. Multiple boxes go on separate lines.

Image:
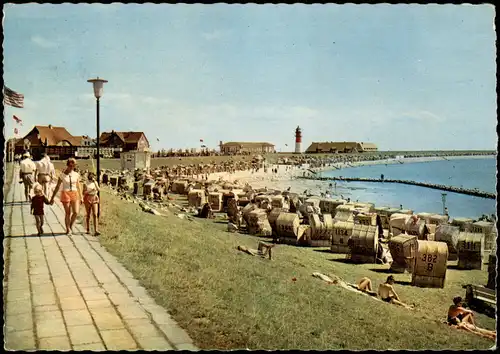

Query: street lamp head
left=87, top=76, right=108, bottom=99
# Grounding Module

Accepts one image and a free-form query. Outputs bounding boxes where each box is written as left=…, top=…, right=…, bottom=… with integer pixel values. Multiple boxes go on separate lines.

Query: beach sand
left=204, top=154, right=493, bottom=199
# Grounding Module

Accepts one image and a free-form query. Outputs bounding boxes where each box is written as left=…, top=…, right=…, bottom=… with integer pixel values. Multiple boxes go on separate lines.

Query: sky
left=3, top=3, right=497, bottom=152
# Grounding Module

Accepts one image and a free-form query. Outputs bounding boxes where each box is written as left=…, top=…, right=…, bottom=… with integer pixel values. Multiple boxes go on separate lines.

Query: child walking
left=83, top=172, right=101, bottom=236
left=31, top=184, right=51, bottom=236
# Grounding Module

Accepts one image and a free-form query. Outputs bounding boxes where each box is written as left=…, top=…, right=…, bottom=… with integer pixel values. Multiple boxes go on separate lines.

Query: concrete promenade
left=3, top=165, right=198, bottom=351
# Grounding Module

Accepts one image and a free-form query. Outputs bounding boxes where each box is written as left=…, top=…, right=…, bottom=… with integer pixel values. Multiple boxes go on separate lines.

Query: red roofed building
left=15, top=125, right=83, bottom=160
left=99, top=130, right=150, bottom=152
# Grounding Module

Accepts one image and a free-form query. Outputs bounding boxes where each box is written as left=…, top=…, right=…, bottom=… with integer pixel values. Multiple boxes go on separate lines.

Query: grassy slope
left=98, top=189, right=495, bottom=350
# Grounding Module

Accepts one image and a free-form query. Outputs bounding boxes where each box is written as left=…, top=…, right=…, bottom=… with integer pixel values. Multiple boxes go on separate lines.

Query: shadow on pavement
left=5, top=233, right=76, bottom=238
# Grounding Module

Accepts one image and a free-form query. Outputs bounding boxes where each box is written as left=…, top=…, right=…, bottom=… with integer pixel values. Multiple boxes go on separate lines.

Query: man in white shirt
left=35, top=153, right=55, bottom=197
left=19, top=152, right=37, bottom=202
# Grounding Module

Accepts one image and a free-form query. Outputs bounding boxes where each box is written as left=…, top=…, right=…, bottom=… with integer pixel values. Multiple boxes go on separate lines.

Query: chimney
left=48, top=124, right=52, bottom=129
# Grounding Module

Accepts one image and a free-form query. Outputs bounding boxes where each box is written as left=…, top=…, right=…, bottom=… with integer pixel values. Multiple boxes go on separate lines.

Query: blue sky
left=3, top=3, right=497, bottom=151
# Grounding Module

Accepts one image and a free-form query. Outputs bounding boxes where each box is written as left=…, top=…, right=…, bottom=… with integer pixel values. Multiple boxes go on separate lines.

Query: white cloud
left=201, top=30, right=227, bottom=41
left=31, top=35, right=57, bottom=48
left=398, top=110, right=445, bottom=123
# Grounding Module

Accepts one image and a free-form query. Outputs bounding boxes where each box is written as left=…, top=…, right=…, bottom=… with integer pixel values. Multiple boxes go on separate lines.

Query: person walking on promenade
left=19, top=152, right=37, bottom=202
left=35, top=152, right=53, bottom=197
left=83, top=172, right=101, bottom=236
left=31, top=184, right=51, bottom=236
left=50, top=158, right=83, bottom=235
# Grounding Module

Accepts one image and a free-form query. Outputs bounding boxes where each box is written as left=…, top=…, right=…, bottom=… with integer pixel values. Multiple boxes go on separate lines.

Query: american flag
left=3, top=86, right=24, bottom=108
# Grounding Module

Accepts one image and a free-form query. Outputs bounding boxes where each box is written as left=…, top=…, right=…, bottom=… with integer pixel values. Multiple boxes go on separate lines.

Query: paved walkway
left=3, top=165, right=198, bottom=351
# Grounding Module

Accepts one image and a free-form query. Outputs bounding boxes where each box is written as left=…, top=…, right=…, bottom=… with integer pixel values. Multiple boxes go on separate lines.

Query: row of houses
left=217, top=141, right=378, bottom=154
left=7, top=125, right=378, bottom=160
left=8, top=125, right=150, bottom=161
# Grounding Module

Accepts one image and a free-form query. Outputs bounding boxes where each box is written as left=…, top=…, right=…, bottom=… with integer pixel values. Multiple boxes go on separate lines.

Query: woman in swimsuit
left=447, top=297, right=496, bottom=340
left=50, top=158, right=83, bottom=235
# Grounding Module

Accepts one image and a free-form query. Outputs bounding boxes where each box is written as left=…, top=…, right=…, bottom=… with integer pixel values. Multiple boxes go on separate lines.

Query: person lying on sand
left=447, top=297, right=496, bottom=340
left=378, top=276, right=414, bottom=310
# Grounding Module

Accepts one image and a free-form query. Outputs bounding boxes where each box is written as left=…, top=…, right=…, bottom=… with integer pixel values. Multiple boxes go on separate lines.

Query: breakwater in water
left=297, top=176, right=496, bottom=199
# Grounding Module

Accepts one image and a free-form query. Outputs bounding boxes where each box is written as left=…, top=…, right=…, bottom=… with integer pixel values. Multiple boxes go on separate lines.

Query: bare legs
left=458, top=314, right=496, bottom=340
left=69, top=200, right=79, bottom=231
left=92, top=203, right=99, bottom=235
left=358, top=277, right=373, bottom=292
left=62, top=202, right=71, bottom=234
left=85, top=203, right=91, bottom=233
left=62, top=200, right=80, bottom=234
left=35, top=215, right=44, bottom=235
left=389, top=298, right=414, bottom=310
left=357, top=277, right=378, bottom=296
left=24, top=182, right=31, bottom=202
left=84, top=202, right=99, bottom=235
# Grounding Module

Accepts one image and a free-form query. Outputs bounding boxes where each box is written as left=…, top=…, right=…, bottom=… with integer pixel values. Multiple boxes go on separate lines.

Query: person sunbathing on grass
left=378, top=276, right=414, bottom=310
left=356, top=277, right=377, bottom=296
left=447, top=297, right=496, bottom=340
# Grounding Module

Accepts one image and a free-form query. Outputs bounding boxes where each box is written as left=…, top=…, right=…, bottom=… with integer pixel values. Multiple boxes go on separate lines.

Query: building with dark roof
left=99, top=130, right=150, bottom=152
left=15, top=125, right=84, bottom=160
left=219, top=141, right=275, bottom=155
left=305, top=141, right=378, bottom=154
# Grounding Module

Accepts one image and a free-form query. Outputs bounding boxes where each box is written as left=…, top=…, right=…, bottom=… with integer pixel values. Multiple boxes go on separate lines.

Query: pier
left=297, top=176, right=496, bottom=199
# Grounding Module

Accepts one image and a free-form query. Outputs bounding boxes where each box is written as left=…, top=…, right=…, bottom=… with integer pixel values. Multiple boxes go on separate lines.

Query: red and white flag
left=13, top=115, right=23, bottom=124
left=4, top=87, right=24, bottom=108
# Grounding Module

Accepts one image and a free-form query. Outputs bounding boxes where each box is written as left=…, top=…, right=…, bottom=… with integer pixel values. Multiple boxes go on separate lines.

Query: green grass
left=97, top=189, right=495, bottom=350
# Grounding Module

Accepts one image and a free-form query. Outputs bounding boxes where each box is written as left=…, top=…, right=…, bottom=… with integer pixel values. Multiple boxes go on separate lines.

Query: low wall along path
left=3, top=165, right=198, bottom=351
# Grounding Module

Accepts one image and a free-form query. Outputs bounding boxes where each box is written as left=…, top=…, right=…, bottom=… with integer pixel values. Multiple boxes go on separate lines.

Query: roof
left=222, top=142, right=275, bottom=147
left=359, top=142, right=378, bottom=149
left=100, top=131, right=147, bottom=144
left=20, top=126, right=81, bottom=146
left=306, top=141, right=377, bottom=152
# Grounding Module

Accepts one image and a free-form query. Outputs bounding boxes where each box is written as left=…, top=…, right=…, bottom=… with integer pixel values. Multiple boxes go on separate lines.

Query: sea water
left=319, top=157, right=497, bottom=219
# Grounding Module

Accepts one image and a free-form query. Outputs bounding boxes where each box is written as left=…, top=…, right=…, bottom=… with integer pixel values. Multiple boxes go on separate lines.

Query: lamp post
left=87, top=77, right=108, bottom=218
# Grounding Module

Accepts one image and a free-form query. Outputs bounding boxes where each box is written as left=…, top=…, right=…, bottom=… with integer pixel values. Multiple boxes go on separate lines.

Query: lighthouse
left=295, top=126, right=302, bottom=154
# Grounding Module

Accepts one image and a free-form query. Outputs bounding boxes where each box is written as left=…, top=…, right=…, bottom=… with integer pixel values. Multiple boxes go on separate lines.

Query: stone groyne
left=297, top=176, right=496, bottom=199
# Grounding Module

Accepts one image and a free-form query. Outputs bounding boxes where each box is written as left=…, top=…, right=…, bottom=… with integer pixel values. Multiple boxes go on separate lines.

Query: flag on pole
left=200, top=139, right=204, bottom=142
left=14, top=128, right=18, bottom=135
left=4, top=87, right=24, bottom=108
left=13, top=115, right=23, bottom=124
